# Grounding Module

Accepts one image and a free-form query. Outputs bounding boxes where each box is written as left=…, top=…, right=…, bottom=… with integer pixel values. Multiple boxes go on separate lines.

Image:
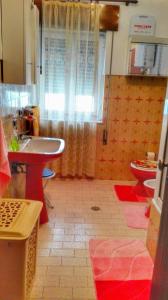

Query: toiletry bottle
left=10, top=119, right=20, bottom=151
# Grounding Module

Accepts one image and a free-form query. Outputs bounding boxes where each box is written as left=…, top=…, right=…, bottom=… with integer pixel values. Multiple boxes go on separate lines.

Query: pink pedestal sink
left=8, top=137, right=65, bottom=224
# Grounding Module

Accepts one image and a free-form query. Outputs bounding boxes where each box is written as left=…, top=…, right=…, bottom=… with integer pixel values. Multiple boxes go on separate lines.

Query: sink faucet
left=18, top=131, right=32, bottom=141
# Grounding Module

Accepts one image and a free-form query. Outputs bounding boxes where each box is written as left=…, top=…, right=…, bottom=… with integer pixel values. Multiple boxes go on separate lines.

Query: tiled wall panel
left=96, top=76, right=167, bottom=180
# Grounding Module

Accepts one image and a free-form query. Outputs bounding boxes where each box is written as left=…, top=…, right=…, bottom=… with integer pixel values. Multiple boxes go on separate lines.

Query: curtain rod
left=103, top=0, right=138, bottom=4
left=38, top=0, right=138, bottom=5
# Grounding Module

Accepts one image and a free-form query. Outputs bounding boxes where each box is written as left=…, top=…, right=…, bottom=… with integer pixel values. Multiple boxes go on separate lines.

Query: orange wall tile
left=96, top=76, right=167, bottom=180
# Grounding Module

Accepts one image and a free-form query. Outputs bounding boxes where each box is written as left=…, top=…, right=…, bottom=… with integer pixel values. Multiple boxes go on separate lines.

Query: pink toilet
left=130, top=160, right=157, bottom=197
left=130, top=160, right=157, bottom=184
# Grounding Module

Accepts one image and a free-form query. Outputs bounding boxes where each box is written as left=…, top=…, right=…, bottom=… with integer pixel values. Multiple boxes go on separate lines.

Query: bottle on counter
left=9, top=119, right=20, bottom=151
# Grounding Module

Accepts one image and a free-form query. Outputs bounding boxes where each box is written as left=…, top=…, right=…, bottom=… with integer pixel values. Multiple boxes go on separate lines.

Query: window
left=1, top=85, right=35, bottom=116
left=42, top=30, right=106, bottom=122
left=5, top=91, right=29, bottom=108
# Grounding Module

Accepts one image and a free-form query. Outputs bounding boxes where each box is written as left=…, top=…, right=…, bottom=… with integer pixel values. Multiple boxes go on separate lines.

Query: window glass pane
left=76, top=95, right=94, bottom=113
left=44, top=30, right=106, bottom=121
left=45, top=37, right=65, bottom=94
left=45, top=93, right=65, bottom=111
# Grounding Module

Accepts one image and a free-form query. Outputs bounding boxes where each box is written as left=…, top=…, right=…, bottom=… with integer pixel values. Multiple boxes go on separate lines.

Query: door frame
left=150, top=99, right=168, bottom=299
left=150, top=174, right=168, bottom=300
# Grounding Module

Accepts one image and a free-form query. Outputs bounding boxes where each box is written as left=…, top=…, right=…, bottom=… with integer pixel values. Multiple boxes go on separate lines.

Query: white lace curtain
left=40, top=0, right=105, bottom=177
left=41, top=0, right=105, bottom=123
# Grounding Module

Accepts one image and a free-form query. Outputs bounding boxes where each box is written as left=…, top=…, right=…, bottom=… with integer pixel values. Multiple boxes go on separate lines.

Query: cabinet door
left=0, top=3, right=2, bottom=60
left=0, top=2, right=2, bottom=82
left=30, top=5, right=40, bottom=84
left=1, top=0, right=25, bottom=84
left=24, top=0, right=33, bottom=85
left=35, top=7, right=40, bottom=84
left=1, top=0, right=36, bottom=84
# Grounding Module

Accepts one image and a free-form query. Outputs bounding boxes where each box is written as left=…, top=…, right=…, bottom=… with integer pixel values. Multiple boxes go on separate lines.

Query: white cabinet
left=1, top=0, right=39, bottom=84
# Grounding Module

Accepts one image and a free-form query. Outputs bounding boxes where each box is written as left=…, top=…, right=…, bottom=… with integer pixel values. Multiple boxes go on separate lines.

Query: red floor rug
left=95, top=280, right=152, bottom=300
left=114, top=185, right=147, bottom=202
left=122, top=203, right=149, bottom=229
left=89, top=239, right=153, bottom=300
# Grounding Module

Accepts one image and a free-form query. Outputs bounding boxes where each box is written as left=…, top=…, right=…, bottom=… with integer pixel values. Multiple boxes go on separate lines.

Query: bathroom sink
left=21, top=137, right=64, bottom=153
left=8, top=136, right=65, bottom=224
left=8, top=136, right=65, bottom=164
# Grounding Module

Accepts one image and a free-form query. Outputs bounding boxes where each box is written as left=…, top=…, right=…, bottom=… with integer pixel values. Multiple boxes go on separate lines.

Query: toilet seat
left=130, top=162, right=157, bottom=172
left=131, top=160, right=157, bottom=171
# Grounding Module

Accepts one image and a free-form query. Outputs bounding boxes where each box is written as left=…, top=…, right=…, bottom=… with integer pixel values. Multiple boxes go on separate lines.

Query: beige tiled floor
left=30, top=179, right=147, bottom=300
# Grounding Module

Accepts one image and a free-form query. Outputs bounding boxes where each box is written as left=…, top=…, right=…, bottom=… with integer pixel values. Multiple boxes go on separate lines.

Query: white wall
left=111, top=0, right=168, bottom=75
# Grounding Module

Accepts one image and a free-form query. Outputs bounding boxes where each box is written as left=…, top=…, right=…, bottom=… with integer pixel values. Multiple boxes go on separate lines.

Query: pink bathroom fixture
left=143, top=179, right=156, bottom=218
left=8, top=137, right=65, bottom=224
left=143, top=179, right=156, bottom=198
left=130, top=160, right=157, bottom=197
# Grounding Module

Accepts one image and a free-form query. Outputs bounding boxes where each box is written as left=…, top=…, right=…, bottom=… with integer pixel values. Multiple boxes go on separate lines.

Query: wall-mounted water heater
left=128, top=36, right=168, bottom=77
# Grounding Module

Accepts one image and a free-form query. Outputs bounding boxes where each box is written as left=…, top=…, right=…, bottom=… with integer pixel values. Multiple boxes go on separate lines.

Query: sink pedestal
left=26, top=163, right=48, bottom=224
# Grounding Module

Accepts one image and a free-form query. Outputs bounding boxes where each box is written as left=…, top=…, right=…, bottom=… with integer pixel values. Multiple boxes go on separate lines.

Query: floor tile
left=62, top=257, right=87, bottom=266
left=43, top=287, right=72, bottom=299
left=30, top=179, right=146, bottom=300
left=50, top=249, right=75, bottom=257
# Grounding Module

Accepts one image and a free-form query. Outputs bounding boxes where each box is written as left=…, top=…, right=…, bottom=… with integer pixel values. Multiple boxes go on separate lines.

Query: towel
left=0, top=120, right=11, bottom=197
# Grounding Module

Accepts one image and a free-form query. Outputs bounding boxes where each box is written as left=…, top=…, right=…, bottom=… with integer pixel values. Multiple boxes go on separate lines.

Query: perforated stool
left=42, top=168, right=55, bottom=209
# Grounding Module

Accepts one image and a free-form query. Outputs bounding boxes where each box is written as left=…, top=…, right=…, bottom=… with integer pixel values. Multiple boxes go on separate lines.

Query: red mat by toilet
left=95, top=280, right=152, bottom=300
left=114, top=185, right=147, bottom=202
left=89, top=239, right=153, bottom=300
left=122, top=203, right=149, bottom=229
